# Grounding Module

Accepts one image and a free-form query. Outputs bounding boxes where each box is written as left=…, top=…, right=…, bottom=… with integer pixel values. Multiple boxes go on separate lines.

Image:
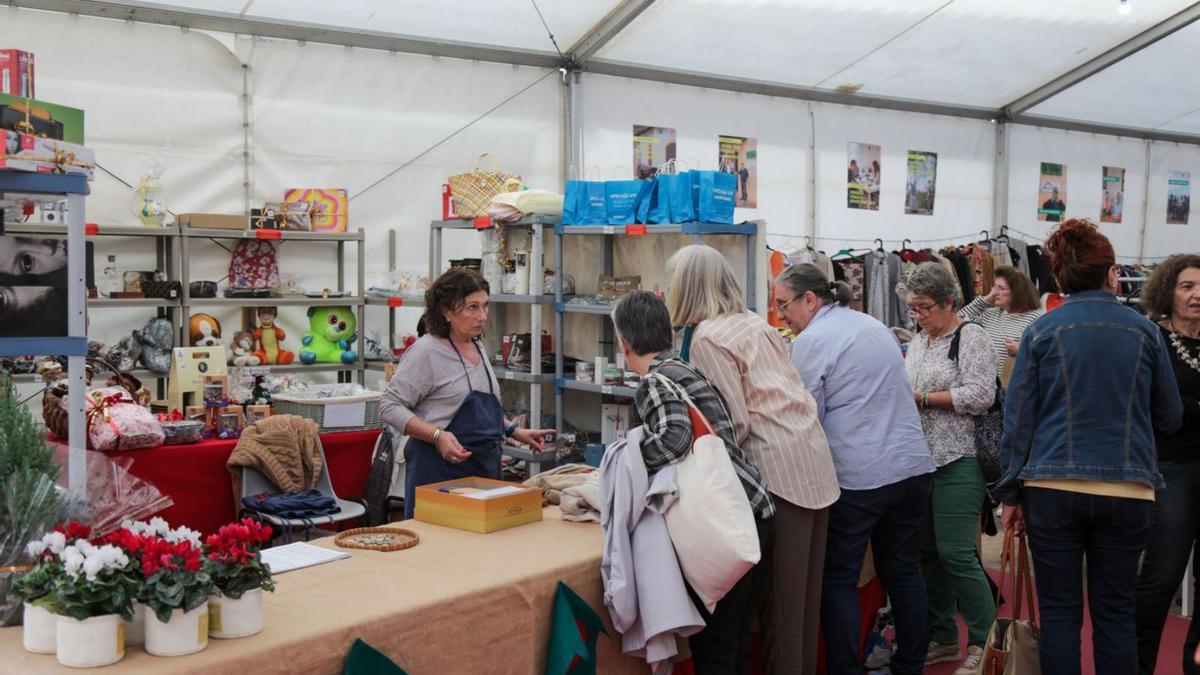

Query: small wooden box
left=414, top=477, right=542, bottom=534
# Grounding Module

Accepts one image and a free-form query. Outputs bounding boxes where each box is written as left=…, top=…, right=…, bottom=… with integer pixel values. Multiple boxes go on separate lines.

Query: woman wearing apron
left=380, top=268, right=553, bottom=518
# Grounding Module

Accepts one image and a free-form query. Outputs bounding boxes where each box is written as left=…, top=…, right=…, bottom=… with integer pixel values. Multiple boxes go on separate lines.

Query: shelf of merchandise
left=552, top=221, right=760, bottom=433
left=431, top=215, right=552, bottom=474
left=502, top=443, right=558, bottom=475
left=228, top=363, right=361, bottom=375
left=5, top=221, right=183, bottom=398
left=180, top=227, right=366, bottom=385
left=0, top=171, right=89, bottom=489
left=6, top=368, right=159, bottom=385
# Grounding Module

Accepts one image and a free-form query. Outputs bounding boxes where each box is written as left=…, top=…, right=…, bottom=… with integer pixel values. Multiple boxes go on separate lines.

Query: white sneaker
left=953, top=645, right=984, bottom=675
left=925, top=641, right=961, bottom=665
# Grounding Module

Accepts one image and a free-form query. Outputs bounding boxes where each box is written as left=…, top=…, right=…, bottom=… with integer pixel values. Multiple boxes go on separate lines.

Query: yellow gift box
left=414, top=477, right=542, bottom=534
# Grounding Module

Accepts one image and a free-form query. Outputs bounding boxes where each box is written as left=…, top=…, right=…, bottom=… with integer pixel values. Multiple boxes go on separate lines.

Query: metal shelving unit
left=0, top=172, right=89, bottom=489
left=431, top=216, right=551, bottom=474
left=179, top=227, right=367, bottom=384
left=552, top=221, right=760, bottom=432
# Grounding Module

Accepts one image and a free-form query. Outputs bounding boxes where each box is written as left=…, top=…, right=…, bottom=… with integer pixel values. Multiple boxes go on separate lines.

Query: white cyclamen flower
left=75, top=539, right=97, bottom=557
left=44, top=532, right=67, bottom=555
left=25, top=540, right=47, bottom=557
left=147, top=517, right=170, bottom=537
left=61, top=545, right=85, bottom=577
left=165, top=526, right=201, bottom=547
left=82, top=555, right=104, bottom=581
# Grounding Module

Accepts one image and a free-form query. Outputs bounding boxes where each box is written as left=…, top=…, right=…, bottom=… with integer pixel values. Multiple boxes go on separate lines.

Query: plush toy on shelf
left=230, top=331, right=262, bottom=367
left=136, top=317, right=175, bottom=374
left=300, top=306, right=358, bottom=365
left=189, top=313, right=222, bottom=348
left=251, top=306, right=295, bottom=365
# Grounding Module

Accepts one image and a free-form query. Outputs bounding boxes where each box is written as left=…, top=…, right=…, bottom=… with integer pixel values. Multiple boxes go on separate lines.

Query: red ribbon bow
left=157, top=409, right=184, bottom=422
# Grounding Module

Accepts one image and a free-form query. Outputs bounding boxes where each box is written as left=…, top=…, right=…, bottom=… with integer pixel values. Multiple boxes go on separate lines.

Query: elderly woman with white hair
left=667, top=244, right=840, bottom=674
left=903, top=262, right=998, bottom=675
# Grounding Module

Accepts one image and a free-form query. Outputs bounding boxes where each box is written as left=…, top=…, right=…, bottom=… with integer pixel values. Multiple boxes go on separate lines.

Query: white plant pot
left=22, top=602, right=56, bottom=654
left=144, top=602, right=209, bottom=657
left=123, top=601, right=146, bottom=646
left=56, top=613, right=124, bottom=668
left=209, top=589, right=263, bottom=639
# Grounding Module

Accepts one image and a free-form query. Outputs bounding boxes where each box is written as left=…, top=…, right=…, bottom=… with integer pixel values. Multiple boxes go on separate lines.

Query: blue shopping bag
left=696, top=170, right=737, bottom=224
left=634, top=178, right=657, bottom=224
left=667, top=172, right=696, bottom=223
left=646, top=175, right=673, bottom=224
left=563, top=180, right=607, bottom=225
left=605, top=180, right=646, bottom=225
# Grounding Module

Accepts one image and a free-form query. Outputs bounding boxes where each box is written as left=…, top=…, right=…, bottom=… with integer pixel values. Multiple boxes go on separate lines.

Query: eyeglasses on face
left=907, top=302, right=938, bottom=317
left=775, top=295, right=799, bottom=312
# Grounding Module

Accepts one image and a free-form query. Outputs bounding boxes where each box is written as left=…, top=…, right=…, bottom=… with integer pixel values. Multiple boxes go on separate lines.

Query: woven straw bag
left=448, top=152, right=521, bottom=218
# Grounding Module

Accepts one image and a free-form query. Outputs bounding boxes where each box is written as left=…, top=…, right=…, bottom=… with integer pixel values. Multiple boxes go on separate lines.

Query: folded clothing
left=243, top=489, right=340, bottom=519
left=523, top=463, right=595, bottom=505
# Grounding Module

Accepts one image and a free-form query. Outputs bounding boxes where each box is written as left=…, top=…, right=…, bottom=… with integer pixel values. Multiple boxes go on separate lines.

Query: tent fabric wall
left=1145, top=141, right=1200, bottom=260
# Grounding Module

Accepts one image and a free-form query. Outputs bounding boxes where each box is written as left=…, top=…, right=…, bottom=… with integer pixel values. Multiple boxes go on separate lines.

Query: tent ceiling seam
left=811, top=0, right=957, bottom=90
left=1152, top=105, right=1200, bottom=132
left=566, top=0, right=656, bottom=65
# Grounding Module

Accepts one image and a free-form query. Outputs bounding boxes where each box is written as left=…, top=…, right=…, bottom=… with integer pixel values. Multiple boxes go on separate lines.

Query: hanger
left=902, top=238, right=913, bottom=251
left=874, top=238, right=885, bottom=252
left=830, top=248, right=864, bottom=261
left=804, top=235, right=814, bottom=251
left=997, top=225, right=1009, bottom=243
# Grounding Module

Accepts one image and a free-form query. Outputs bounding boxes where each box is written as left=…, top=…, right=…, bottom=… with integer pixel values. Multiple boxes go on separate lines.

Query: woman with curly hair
left=996, top=219, right=1182, bottom=675
left=1135, top=254, right=1200, bottom=674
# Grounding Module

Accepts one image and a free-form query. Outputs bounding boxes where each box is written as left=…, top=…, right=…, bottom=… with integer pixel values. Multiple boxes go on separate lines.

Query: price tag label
left=601, top=385, right=614, bottom=395
left=473, top=216, right=493, bottom=230
left=255, top=229, right=282, bottom=240
left=84, top=223, right=99, bottom=236
left=387, top=296, right=404, bottom=308
left=625, top=224, right=647, bottom=236
left=504, top=371, right=515, bottom=380
left=602, top=225, right=616, bottom=235
left=246, top=366, right=271, bottom=376
left=32, top=374, right=43, bottom=383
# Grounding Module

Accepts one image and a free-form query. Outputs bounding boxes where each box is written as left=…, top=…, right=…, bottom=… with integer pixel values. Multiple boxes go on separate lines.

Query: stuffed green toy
left=300, top=306, right=358, bottom=364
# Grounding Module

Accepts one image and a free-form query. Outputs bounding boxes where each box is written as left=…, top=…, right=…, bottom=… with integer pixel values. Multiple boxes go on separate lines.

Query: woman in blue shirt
left=775, top=263, right=935, bottom=675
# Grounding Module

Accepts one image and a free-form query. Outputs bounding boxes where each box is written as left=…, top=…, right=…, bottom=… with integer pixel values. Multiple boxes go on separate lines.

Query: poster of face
left=1168, top=170, right=1191, bottom=225
left=1037, top=162, right=1067, bottom=222
left=1099, top=166, right=1125, bottom=224
left=718, top=135, right=757, bottom=208
left=847, top=142, right=881, bottom=211
left=0, top=235, right=69, bottom=337
left=905, top=150, right=937, bottom=216
left=633, top=125, right=677, bottom=179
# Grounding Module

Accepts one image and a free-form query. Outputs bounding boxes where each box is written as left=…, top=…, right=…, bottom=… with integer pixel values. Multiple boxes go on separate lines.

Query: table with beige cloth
left=0, top=507, right=649, bottom=675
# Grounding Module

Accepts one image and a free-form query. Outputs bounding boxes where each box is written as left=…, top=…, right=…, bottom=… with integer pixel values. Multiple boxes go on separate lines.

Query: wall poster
left=1168, top=170, right=1191, bottom=225
left=1037, top=162, right=1067, bottom=222
left=847, top=142, right=881, bottom=211
left=904, top=150, right=937, bottom=216
left=718, top=135, right=757, bottom=208
left=633, top=125, right=676, bottom=179
left=0, top=234, right=69, bottom=336
left=1100, top=166, right=1125, bottom=224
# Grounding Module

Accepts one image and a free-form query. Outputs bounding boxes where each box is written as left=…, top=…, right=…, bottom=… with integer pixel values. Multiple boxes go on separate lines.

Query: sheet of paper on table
left=260, top=542, right=351, bottom=574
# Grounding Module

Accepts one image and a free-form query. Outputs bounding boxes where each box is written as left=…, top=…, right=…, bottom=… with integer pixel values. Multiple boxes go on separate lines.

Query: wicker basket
left=271, top=390, right=383, bottom=432
left=42, top=357, right=144, bottom=440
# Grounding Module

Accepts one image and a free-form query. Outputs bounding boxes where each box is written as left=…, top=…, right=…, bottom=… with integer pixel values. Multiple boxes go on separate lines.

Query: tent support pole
left=1138, top=140, right=1152, bottom=263
left=806, top=103, right=817, bottom=243
left=992, top=121, right=1009, bottom=237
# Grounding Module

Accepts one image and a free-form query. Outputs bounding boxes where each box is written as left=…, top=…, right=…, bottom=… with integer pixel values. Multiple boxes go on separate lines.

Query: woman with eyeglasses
left=380, top=267, right=553, bottom=518
left=903, top=262, right=998, bottom=675
left=997, top=220, right=1182, bottom=675
left=957, top=265, right=1043, bottom=382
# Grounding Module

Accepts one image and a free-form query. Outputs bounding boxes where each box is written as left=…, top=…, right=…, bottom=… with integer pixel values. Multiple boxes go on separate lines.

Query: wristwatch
left=504, top=421, right=519, bottom=438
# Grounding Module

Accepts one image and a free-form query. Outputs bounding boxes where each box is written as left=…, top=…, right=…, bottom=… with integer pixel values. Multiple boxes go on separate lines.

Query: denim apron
left=403, top=339, right=504, bottom=519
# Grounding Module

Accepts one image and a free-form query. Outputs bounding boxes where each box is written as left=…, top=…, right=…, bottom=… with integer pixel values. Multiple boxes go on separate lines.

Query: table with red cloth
left=118, top=429, right=381, bottom=535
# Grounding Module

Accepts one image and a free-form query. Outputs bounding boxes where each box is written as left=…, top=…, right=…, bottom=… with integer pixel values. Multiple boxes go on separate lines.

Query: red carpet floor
left=926, top=569, right=1193, bottom=674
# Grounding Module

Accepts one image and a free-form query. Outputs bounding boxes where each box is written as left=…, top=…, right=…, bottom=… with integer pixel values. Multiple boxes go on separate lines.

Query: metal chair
left=239, top=438, right=366, bottom=542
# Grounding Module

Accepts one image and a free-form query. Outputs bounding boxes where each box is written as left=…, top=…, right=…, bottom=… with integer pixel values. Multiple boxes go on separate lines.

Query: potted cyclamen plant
left=13, top=523, right=92, bottom=654
left=52, top=540, right=134, bottom=668
left=139, top=524, right=216, bottom=657
left=100, top=517, right=201, bottom=646
left=204, top=518, right=274, bottom=639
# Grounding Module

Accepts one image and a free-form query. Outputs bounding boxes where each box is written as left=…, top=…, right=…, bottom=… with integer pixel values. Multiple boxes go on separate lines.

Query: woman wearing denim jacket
left=998, top=219, right=1183, bottom=675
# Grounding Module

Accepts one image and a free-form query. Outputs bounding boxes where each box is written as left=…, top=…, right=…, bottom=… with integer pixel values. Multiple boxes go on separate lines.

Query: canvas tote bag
left=645, top=372, right=760, bottom=613
left=448, top=152, right=521, bottom=218
left=981, top=529, right=1040, bottom=675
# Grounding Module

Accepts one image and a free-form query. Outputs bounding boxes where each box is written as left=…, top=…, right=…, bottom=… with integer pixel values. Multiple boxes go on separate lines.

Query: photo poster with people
left=1168, top=170, right=1191, bottom=225
left=718, top=135, right=758, bottom=208
left=0, top=234, right=69, bottom=337
left=633, top=125, right=677, bottom=179
left=847, top=142, right=881, bottom=211
left=1037, top=162, right=1067, bottom=222
left=1100, top=166, right=1125, bottom=224
left=904, top=150, right=937, bottom=216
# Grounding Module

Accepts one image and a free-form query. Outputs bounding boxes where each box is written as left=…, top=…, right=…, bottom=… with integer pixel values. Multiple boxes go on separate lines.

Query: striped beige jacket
left=689, top=312, right=841, bottom=510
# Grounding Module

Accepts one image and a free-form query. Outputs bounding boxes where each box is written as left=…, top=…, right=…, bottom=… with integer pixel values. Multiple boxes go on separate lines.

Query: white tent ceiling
left=12, top=0, right=1200, bottom=140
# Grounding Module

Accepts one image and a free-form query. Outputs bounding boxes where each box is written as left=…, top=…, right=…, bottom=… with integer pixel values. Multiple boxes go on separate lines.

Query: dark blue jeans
left=1024, top=487, right=1154, bottom=675
left=821, top=474, right=931, bottom=675
left=1135, top=461, right=1200, bottom=675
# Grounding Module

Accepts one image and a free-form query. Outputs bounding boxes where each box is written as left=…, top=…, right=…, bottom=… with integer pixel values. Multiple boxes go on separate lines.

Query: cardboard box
left=0, top=93, right=84, bottom=143
left=177, top=213, right=246, bottom=230
left=0, top=50, right=34, bottom=98
left=0, top=130, right=93, bottom=179
left=167, top=346, right=228, bottom=412
left=414, top=477, right=543, bottom=534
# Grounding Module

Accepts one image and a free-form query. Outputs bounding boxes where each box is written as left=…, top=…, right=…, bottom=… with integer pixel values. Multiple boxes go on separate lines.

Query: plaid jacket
left=634, top=353, right=775, bottom=519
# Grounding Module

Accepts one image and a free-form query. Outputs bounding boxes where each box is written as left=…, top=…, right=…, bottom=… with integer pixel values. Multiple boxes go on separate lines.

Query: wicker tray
left=334, top=527, right=419, bottom=552
left=271, top=390, right=382, bottom=432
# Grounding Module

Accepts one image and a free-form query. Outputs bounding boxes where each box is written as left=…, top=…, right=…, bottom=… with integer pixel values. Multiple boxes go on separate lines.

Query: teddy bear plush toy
left=189, top=313, right=222, bottom=348
left=230, top=331, right=262, bottom=367
left=300, top=306, right=358, bottom=364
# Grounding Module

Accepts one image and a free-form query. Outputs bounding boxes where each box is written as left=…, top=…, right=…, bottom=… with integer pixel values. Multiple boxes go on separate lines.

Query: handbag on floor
left=981, top=529, right=1039, bottom=674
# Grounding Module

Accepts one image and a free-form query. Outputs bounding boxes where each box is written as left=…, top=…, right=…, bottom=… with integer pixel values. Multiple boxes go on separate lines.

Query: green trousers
left=920, top=456, right=996, bottom=647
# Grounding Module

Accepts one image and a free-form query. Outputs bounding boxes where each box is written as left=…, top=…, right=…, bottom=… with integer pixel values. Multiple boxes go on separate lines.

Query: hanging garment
left=1008, top=236, right=1030, bottom=278
left=866, top=251, right=890, bottom=325
left=402, top=340, right=505, bottom=519
left=838, top=260, right=866, bottom=312
left=990, top=240, right=1014, bottom=268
